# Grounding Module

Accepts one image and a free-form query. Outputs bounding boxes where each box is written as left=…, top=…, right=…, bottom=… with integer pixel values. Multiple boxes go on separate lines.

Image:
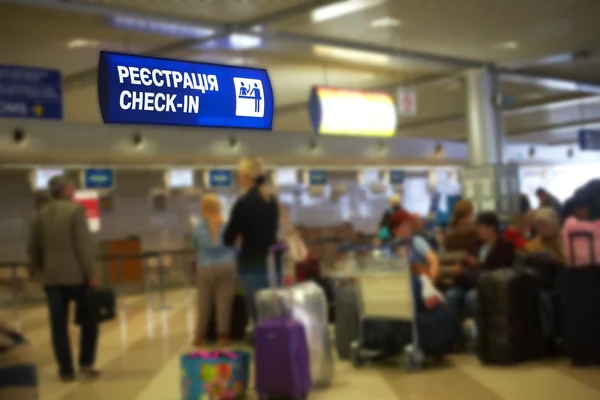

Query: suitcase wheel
left=402, top=345, right=424, bottom=372
left=350, top=340, right=364, bottom=368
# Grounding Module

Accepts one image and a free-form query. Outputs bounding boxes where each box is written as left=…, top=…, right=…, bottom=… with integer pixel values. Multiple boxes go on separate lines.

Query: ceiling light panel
left=229, top=33, right=262, bottom=50
left=311, top=0, right=387, bottom=24
left=110, top=15, right=214, bottom=38
left=313, top=45, right=390, bottom=65
left=67, top=39, right=99, bottom=49
left=370, top=17, right=401, bottom=28
left=493, top=41, right=519, bottom=50
left=197, top=34, right=264, bottom=51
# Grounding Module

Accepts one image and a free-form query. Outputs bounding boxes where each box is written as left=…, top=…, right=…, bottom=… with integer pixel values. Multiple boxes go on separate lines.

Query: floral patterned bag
left=180, top=350, right=250, bottom=400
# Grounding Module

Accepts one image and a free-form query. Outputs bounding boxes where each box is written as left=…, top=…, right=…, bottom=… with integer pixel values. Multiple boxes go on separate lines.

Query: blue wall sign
left=0, top=65, right=62, bottom=119
left=308, top=170, right=327, bottom=186
left=389, top=170, right=405, bottom=185
left=578, top=129, right=600, bottom=151
left=208, top=169, right=233, bottom=188
left=84, top=168, right=114, bottom=189
left=97, top=51, right=274, bottom=130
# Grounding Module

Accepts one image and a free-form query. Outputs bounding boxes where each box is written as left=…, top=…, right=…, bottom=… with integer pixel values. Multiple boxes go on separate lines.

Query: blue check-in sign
left=308, top=170, right=328, bottom=186
left=578, top=129, right=600, bottom=151
left=97, top=51, right=274, bottom=130
left=84, top=168, right=114, bottom=189
left=389, top=170, right=405, bottom=185
left=0, top=65, right=62, bottom=119
left=208, top=169, right=233, bottom=188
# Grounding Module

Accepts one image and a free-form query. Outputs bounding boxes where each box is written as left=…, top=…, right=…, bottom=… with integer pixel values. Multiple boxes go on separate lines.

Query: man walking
left=27, top=176, right=100, bottom=382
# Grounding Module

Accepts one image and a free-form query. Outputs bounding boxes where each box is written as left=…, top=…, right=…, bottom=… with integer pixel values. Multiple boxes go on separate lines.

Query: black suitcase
left=559, top=231, right=600, bottom=366
left=361, top=317, right=411, bottom=359
left=75, top=286, right=116, bottom=325
left=417, top=304, right=459, bottom=359
left=477, top=268, right=543, bottom=365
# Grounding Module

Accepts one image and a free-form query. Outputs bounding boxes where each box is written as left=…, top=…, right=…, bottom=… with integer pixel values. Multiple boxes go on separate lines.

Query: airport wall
left=0, top=167, right=435, bottom=263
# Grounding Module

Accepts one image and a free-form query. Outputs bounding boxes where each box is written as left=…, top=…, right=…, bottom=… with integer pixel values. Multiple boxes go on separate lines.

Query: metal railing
left=0, top=248, right=196, bottom=330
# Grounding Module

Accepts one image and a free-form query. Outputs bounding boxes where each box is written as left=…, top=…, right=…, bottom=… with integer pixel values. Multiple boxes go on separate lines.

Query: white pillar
left=465, top=66, right=504, bottom=166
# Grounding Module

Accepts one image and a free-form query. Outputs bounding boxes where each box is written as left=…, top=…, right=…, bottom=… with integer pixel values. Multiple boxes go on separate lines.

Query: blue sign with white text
left=308, top=170, right=327, bottom=186
left=84, top=169, right=114, bottom=189
left=0, top=65, right=62, bottom=119
left=389, top=170, right=405, bottom=185
left=578, top=129, right=600, bottom=151
left=208, top=169, right=233, bottom=188
left=97, top=51, right=274, bottom=130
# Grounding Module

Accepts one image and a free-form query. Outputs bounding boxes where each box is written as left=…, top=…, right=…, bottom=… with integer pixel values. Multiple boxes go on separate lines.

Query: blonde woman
left=191, top=194, right=236, bottom=347
left=526, top=207, right=566, bottom=264
left=223, top=157, right=278, bottom=323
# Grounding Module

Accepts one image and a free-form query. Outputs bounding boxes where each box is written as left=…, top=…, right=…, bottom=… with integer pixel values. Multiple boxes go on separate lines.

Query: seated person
left=446, top=211, right=516, bottom=319
left=438, top=200, right=479, bottom=289
left=573, top=204, right=590, bottom=221
left=503, top=214, right=531, bottom=252
left=525, top=207, right=565, bottom=264
left=536, top=188, right=563, bottom=222
left=523, top=207, right=565, bottom=352
left=444, top=200, right=481, bottom=255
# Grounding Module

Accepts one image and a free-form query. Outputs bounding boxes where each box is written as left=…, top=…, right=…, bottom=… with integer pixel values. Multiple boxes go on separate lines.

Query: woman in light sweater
left=191, top=194, right=237, bottom=347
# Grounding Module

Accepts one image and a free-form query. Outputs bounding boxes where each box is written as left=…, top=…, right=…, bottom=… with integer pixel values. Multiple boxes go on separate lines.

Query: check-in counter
left=97, top=237, right=143, bottom=285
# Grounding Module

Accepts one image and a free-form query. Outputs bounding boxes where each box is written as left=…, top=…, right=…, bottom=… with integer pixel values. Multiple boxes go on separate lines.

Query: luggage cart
left=334, top=245, right=399, bottom=274
left=348, top=249, right=425, bottom=371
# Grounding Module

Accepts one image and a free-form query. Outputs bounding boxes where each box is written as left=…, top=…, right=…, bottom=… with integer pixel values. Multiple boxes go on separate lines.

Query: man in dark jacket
left=27, top=176, right=100, bottom=382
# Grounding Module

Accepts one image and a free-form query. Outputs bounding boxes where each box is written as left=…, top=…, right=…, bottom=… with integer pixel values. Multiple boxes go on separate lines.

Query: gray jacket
left=27, top=199, right=96, bottom=286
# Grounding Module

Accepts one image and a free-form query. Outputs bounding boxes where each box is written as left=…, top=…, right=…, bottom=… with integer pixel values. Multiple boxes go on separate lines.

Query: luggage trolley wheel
left=402, top=345, right=424, bottom=372
left=350, top=340, right=365, bottom=368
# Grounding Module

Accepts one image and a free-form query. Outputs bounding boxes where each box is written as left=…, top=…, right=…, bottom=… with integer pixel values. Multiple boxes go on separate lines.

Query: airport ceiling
left=1, top=0, right=600, bottom=145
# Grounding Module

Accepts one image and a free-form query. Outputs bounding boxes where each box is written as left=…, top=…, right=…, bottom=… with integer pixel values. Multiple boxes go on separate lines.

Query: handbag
left=75, top=286, right=116, bottom=325
left=180, top=350, right=250, bottom=400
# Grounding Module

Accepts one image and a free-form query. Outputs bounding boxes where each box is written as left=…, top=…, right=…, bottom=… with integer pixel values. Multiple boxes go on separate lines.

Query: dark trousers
left=274, top=250, right=284, bottom=279
left=45, top=285, right=99, bottom=377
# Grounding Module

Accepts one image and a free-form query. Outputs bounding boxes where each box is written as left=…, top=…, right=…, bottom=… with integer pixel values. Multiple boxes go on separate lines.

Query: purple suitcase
left=254, top=316, right=311, bottom=399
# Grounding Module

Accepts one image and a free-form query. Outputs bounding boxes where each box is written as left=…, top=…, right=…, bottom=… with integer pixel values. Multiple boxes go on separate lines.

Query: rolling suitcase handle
left=268, top=243, right=290, bottom=288
left=267, top=244, right=297, bottom=315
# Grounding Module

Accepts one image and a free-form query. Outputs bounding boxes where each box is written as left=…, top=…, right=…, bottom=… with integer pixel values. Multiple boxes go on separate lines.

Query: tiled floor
left=3, top=290, right=600, bottom=400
